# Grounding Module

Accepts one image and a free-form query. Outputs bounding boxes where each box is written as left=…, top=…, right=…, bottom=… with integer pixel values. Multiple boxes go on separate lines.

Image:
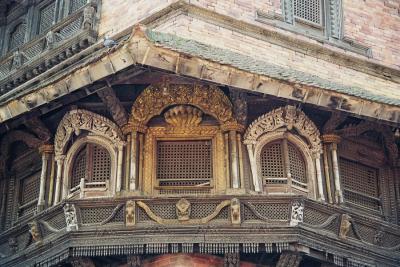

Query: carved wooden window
left=38, top=2, right=56, bottom=34
left=339, top=157, right=380, bottom=211
left=9, top=23, right=27, bottom=51
left=71, top=143, right=111, bottom=189
left=294, top=0, right=323, bottom=26
left=156, top=140, right=212, bottom=188
left=260, top=139, right=307, bottom=191
left=18, top=172, right=40, bottom=217
left=70, top=0, right=87, bottom=13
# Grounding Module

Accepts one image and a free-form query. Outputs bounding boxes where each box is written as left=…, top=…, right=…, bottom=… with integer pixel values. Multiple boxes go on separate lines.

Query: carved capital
left=38, top=144, right=54, bottom=154
left=321, top=134, right=341, bottom=144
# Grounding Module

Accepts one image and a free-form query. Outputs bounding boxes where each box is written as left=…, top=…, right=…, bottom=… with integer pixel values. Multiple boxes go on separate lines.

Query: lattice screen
left=92, top=144, right=111, bottom=182
left=38, top=2, right=56, bottom=34
left=71, top=146, right=87, bottom=187
left=21, top=172, right=40, bottom=204
left=9, top=23, right=26, bottom=51
left=70, top=0, right=87, bottom=13
left=340, top=157, right=380, bottom=210
left=288, top=143, right=307, bottom=186
left=156, top=140, right=212, bottom=187
left=71, top=143, right=111, bottom=187
left=260, top=142, right=285, bottom=181
left=294, top=0, right=322, bottom=25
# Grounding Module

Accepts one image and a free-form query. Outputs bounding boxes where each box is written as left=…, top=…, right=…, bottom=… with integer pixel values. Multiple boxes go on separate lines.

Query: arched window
left=260, top=139, right=308, bottom=194
left=70, top=142, right=112, bottom=194
left=9, top=23, right=27, bottom=51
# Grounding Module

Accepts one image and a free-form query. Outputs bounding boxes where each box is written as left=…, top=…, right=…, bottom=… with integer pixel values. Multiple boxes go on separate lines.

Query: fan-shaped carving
left=129, top=83, right=237, bottom=128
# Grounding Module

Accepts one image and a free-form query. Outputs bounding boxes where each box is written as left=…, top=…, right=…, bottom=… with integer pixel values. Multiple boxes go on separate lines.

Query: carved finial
left=64, top=203, right=78, bottom=231
left=290, top=200, right=304, bottom=226
left=339, top=214, right=352, bottom=239
left=28, top=221, right=42, bottom=244
left=164, top=105, right=203, bottom=128
left=125, top=200, right=136, bottom=227
left=176, top=198, right=191, bottom=221
left=230, top=198, right=241, bottom=225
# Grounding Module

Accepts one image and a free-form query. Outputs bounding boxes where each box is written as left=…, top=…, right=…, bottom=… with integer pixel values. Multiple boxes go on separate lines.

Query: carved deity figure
left=46, top=30, right=62, bottom=50
left=290, top=200, right=304, bottom=226
left=125, top=200, right=136, bottom=227
left=176, top=198, right=191, bottom=221
left=28, top=221, right=42, bottom=244
left=83, top=6, right=95, bottom=30
left=11, top=49, right=27, bottom=69
left=339, top=214, right=352, bottom=239
left=64, top=203, right=78, bottom=231
left=374, top=229, right=384, bottom=246
left=230, top=198, right=241, bottom=225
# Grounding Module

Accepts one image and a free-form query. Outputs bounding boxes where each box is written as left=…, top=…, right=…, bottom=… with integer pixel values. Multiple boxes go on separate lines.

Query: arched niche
left=54, top=109, right=125, bottom=201
left=244, top=105, right=323, bottom=200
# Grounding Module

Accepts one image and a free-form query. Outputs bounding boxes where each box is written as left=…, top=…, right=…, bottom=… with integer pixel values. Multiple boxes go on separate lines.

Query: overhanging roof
left=0, top=27, right=399, bottom=125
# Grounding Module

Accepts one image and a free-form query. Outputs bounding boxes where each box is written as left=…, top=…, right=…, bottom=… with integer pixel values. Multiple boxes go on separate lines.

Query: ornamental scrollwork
left=54, top=109, right=124, bottom=157
left=129, top=83, right=237, bottom=129
left=244, top=105, right=322, bottom=154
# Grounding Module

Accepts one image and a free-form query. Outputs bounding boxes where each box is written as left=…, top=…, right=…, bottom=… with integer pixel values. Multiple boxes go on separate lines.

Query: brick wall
left=99, top=0, right=400, bottom=70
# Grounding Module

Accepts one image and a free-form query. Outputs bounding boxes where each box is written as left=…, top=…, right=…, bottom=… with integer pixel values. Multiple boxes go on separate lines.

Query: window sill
left=255, top=10, right=372, bottom=58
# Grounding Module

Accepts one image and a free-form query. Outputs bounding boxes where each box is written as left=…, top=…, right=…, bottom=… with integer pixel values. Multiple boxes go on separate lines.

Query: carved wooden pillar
left=222, top=123, right=245, bottom=191
left=116, top=144, right=124, bottom=193
left=123, top=124, right=146, bottom=192
left=53, top=155, right=65, bottom=205
left=246, top=143, right=262, bottom=192
left=276, top=251, right=302, bottom=267
left=37, top=144, right=53, bottom=212
left=314, top=152, right=325, bottom=202
left=322, top=134, right=343, bottom=204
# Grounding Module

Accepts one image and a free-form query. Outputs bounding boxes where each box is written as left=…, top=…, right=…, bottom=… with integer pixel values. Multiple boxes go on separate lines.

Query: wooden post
left=37, top=145, right=53, bottom=212
left=229, top=130, right=240, bottom=189
left=130, top=131, right=138, bottom=190
left=53, top=155, right=65, bottom=205
left=315, top=153, right=325, bottom=202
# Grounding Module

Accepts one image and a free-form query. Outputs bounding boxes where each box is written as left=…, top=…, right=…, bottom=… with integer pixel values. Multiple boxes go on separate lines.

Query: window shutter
left=156, top=140, right=212, bottom=187
left=72, top=145, right=87, bottom=187
left=38, top=2, right=56, bottom=34
left=91, top=144, right=111, bottom=183
left=260, top=142, right=285, bottom=184
left=9, top=23, right=27, bottom=51
left=20, top=172, right=40, bottom=217
left=288, top=143, right=307, bottom=188
left=293, top=0, right=323, bottom=25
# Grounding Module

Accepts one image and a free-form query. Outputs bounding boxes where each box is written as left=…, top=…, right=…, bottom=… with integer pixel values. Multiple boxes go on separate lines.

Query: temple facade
left=0, top=0, right=399, bottom=266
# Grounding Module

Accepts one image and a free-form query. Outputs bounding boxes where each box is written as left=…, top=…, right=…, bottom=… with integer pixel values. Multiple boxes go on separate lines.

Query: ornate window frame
left=54, top=109, right=125, bottom=201
left=244, top=105, right=324, bottom=200
left=127, top=83, right=243, bottom=195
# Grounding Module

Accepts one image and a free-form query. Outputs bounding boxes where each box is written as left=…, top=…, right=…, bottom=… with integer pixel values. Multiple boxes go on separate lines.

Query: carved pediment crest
left=244, top=105, right=322, bottom=154
left=129, top=83, right=238, bottom=129
left=176, top=198, right=191, bottom=221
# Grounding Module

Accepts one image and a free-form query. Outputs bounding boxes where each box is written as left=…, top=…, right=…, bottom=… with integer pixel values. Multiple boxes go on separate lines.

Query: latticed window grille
left=38, top=2, right=56, bottom=34
left=260, top=139, right=307, bottom=189
left=70, top=0, right=87, bottom=13
left=156, top=140, right=212, bottom=187
left=339, top=157, right=380, bottom=211
left=294, top=0, right=323, bottom=26
left=19, top=172, right=40, bottom=217
left=9, top=23, right=27, bottom=51
left=71, top=143, right=111, bottom=188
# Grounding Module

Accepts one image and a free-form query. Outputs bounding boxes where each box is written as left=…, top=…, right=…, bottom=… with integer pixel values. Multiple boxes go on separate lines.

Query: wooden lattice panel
left=294, top=0, right=322, bottom=25
left=70, top=0, right=87, bottom=13
left=71, top=147, right=87, bottom=187
left=21, top=172, right=40, bottom=204
left=156, top=140, right=212, bottom=186
left=92, top=144, right=111, bottom=182
left=260, top=142, right=285, bottom=181
left=38, top=2, right=55, bottom=34
left=9, top=23, right=26, bottom=51
left=288, top=143, right=307, bottom=185
left=340, top=158, right=378, bottom=197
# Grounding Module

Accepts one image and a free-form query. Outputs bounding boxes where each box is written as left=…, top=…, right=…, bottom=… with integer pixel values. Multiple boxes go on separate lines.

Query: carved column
left=116, top=145, right=124, bottom=193
left=314, top=152, right=325, bottom=202
left=37, top=144, right=53, bottom=212
left=246, top=143, right=262, bottom=192
left=53, top=155, right=65, bottom=205
left=322, top=134, right=343, bottom=204
left=123, top=124, right=146, bottom=192
left=223, top=123, right=245, bottom=191
left=224, top=253, right=240, bottom=267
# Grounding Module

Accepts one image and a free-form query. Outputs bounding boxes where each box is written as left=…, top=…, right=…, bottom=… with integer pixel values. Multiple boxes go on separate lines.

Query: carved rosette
left=54, top=109, right=125, bottom=157
left=129, top=83, right=238, bottom=129
left=244, top=105, right=322, bottom=154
